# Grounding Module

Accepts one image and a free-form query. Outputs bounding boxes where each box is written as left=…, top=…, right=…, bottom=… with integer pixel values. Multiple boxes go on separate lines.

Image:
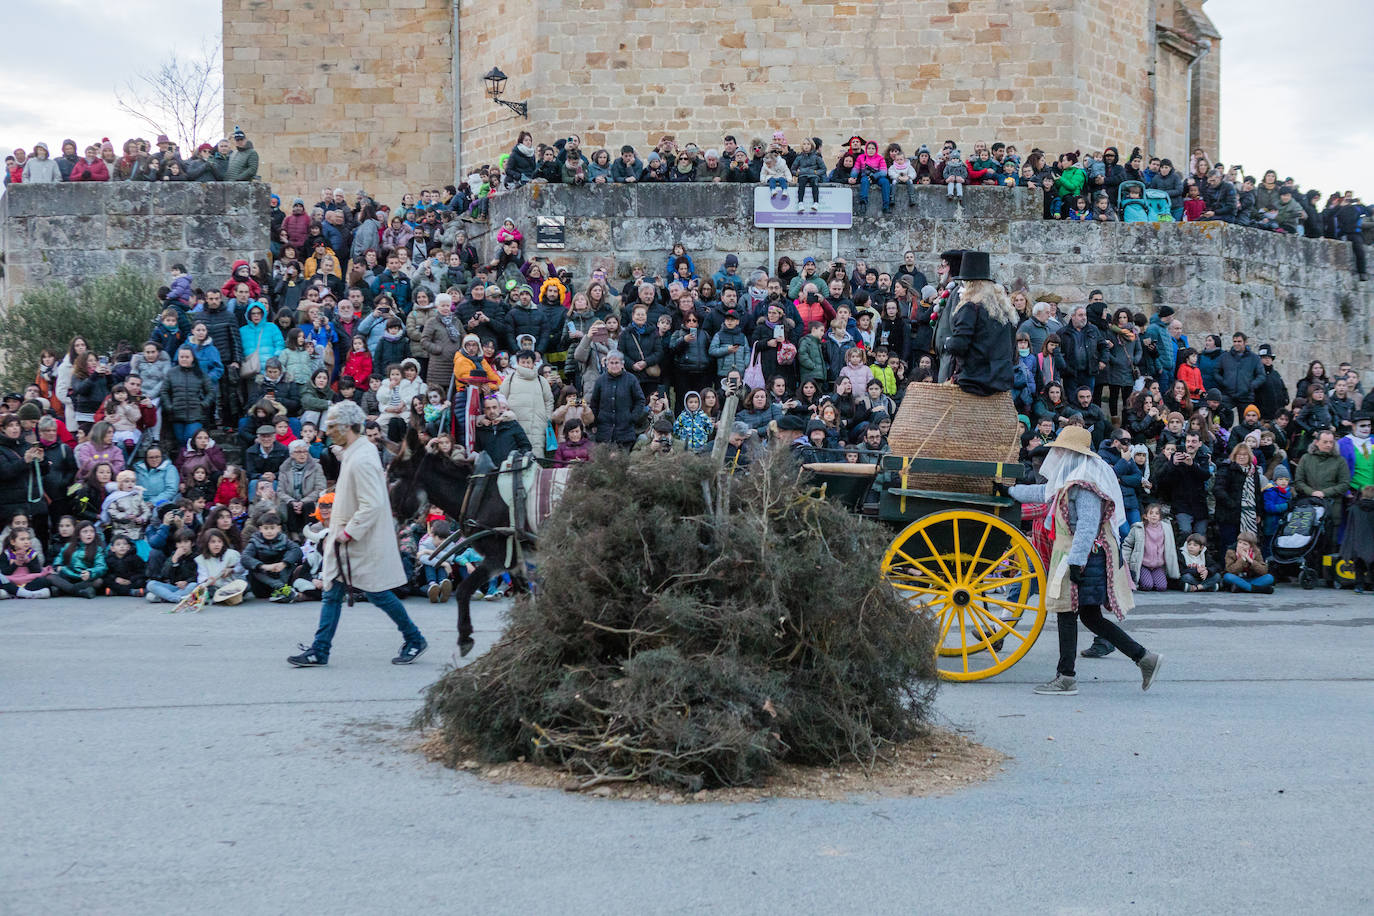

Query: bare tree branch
left=114, top=41, right=223, bottom=149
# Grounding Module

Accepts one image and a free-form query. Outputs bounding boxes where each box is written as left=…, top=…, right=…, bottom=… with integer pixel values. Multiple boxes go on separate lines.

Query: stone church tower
left=224, top=0, right=1220, bottom=205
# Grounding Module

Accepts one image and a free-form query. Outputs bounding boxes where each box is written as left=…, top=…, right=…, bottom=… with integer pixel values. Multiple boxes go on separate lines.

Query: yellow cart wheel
left=880, top=509, right=1047, bottom=682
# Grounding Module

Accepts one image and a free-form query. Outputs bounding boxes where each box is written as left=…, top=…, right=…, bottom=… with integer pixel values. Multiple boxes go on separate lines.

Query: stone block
left=121, top=249, right=169, bottom=275
left=566, top=217, right=613, bottom=251
left=7, top=183, right=102, bottom=218
left=932, top=219, right=1013, bottom=254
left=105, top=215, right=182, bottom=251
left=103, top=184, right=153, bottom=217
left=32, top=215, right=107, bottom=250
left=633, top=184, right=749, bottom=220
left=187, top=251, right=236, bottom=282
left=45, top=249, right=121, bottom=280
left=151, top=183, right=206, bottom=215
left=184, top=214, right=255, bottom=250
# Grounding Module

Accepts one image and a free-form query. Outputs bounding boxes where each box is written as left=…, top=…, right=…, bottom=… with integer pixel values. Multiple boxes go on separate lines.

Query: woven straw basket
left=887, top=384, right=1021, bottom=495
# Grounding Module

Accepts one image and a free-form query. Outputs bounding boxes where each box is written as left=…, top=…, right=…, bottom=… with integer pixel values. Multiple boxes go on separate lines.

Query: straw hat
left=212, top=580, right=248, bottom=606
left=1047, top=426, right=1096, bottom=457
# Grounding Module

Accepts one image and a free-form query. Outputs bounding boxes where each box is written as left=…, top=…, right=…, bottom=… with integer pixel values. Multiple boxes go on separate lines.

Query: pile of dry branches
left=416, top=450, right=939, bottom=791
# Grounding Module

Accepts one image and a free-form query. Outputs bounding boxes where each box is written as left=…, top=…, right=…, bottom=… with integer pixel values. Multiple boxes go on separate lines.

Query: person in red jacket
left=69, top=145, right=110, bottom=182
left=219, top=260, right=262, bottom=300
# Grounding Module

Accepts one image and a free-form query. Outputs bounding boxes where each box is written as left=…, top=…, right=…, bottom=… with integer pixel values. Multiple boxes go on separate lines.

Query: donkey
left=388, top=431, right=542, bottom=657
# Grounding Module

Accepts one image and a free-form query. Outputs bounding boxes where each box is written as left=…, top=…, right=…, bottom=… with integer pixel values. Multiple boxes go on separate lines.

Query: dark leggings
left=1057, top=603, right=1146, bottom=677
left=1354, top=559, right=1374, bottom=590
left=43, top=573, right=100, bottom=597
left=1096, top=383, right=1130, bottom=421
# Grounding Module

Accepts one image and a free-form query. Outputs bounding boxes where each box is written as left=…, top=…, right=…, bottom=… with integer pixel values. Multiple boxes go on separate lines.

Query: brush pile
left=417, top=450, right=939, bottom=791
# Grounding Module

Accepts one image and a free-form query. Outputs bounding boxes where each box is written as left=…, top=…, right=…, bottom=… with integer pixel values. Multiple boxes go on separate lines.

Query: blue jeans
left=148, top=580, right=197, bottom=602
left=171, top=421, right=202, bottom=445
left=1223, top=572, right=1274, bottom=592
left=309, top=581, right=424, bottom=658
left=766, top=177, right=789, bottom=193
left=859, top=172, right=892, bottom=207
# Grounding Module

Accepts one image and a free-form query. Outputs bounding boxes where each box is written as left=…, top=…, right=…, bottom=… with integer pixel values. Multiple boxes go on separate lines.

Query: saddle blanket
left=495, top=458, right=570, bottom=535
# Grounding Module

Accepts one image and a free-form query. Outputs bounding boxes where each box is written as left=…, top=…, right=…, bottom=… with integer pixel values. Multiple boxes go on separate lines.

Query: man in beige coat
left=288, top=401, right=427, bottom=667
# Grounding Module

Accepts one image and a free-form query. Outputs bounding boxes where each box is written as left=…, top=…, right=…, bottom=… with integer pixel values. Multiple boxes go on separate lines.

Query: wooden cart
left=803, top=389, right=1046, bottom=682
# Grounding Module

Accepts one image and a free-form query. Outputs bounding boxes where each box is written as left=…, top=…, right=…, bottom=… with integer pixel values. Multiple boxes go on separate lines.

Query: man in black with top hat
left=940, top=251, right=1018, bottom=396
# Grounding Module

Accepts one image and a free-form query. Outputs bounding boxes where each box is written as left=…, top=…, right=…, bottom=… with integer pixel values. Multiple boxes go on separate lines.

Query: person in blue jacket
left=239, top=301, right=285, bottom=368
left=184, top=323, right=225, bottom=385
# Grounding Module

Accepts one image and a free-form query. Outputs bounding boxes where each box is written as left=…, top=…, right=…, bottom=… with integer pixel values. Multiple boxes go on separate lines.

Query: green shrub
left=417, top=449, right=940, bottom=791
left=2, top=267, right=161, bottom=389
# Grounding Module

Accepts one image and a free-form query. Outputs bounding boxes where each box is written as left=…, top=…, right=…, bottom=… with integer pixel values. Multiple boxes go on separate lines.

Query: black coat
left=876, top=315, right=909, bottom=362
left=1157, top=452, right=1211, bottom=518
left=944, top=302, right=1015, bottom=396
left=909, top=302, right=936, bottom=359
left=504, top=146, right=537, bottom=185
left=246, top=377, right=302, bottom=416
left=1058, top=322, right=1106, bottom=382
left=1341, top=497, right=1374, bottom=563
left=1212, top=461, right=1264, bottom=530
left=70, top=373, right=111, bottom=414
left=506, top=304, right=545, bottom=352
left=1254, top=366, right=1288, bottom=420
left=457, top=297, right=509, bottom=350
left=536, top=302, right=568, bottom=354
left=105, top=550, right=148, bottom=588
left=475, top=415, right=534, bottom=465
left=162, top=365, right=215, bottom=423
left=198, top=302, right=244, bottom=364
left=589, top=370, right=647, bottom=444
left=39, top=440, right=77, bottom=507
left=621, top=324, right=664, bottom=385
left=242, top=530, right=304, bottom=571
left=0, top=435, right=39, bottom=515
left=1216, top=347, right=1265, bottom=405
left=245, top=442, right=289, bottom=480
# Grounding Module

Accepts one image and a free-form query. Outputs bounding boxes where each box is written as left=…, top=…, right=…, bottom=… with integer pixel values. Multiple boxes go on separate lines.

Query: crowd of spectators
left=465, top=130, right=1367, bottom=278
left=4, top=129, right=259, bottom=185
left=0, top=125, right=1370, bottom=610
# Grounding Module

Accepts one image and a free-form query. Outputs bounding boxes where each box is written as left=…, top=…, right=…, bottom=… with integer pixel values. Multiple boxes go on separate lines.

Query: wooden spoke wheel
left=881, top=509, right=1047, bottom=682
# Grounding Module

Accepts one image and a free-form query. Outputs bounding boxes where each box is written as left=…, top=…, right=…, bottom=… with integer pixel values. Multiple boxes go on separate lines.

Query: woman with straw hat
left=1000, top=426, right=1163, bottom=695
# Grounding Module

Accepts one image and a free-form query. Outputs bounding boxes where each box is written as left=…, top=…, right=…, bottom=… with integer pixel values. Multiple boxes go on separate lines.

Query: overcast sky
left=0, top=0, right=1369, bottom=198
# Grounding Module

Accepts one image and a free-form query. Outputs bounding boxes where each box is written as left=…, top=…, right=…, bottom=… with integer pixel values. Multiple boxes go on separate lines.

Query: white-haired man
left=288, top=401, right=427, bottom=667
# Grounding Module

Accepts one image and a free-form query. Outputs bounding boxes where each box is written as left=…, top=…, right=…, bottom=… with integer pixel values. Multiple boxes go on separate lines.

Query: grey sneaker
left=1033, top=674, right=1078, bottom=696
left=1138, top=651, right=1162, bottom=691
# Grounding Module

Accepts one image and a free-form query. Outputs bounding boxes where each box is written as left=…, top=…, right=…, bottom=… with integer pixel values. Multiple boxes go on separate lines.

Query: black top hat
left=939, top=249, right=965, bottom=273
left=954, top=251, right=993, bottom=282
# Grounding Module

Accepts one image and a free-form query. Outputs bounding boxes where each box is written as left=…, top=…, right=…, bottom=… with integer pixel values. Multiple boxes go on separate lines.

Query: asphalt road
left=2, top=586, right=1370, bottom=915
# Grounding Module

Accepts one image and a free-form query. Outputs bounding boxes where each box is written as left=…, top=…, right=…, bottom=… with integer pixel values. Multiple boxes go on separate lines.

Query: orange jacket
left=452, top=351, right=498, bottom=391
left=1177, top=363, right=1205, bottom=399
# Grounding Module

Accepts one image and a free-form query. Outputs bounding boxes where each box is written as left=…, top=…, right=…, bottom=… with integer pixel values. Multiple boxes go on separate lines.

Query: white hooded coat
left=499, top=364, right=555, bottom=458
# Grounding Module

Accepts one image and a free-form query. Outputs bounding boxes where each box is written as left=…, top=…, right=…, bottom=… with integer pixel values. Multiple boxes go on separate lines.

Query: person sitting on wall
left=940, top=251, right=1017, bottom=397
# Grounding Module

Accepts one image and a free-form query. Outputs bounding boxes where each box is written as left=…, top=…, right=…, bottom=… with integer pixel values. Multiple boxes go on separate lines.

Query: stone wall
left=489, top=183, right=1371, bottom=386
left=222, top=0, right=455, bottom=205
left=0, top=183, right=272, bottom=307
left=223, top=0, right=1222, bottom=203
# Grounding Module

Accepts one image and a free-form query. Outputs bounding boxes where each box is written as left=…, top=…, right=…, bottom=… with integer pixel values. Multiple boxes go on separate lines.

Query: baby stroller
left=1270, top=497, right=1329, bottom=588
left=1143, top=189, right=1174, bottom=221
left=1118, top=181, right=1150, bottom=222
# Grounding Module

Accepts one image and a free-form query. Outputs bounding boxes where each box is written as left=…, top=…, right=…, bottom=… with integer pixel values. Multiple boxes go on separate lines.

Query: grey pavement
left=2, top=586, right=1371, bottom=915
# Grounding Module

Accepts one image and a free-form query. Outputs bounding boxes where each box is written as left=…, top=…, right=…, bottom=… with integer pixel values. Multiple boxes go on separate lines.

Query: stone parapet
left=489, top=183, right=1371, bottom=385
left=1, top=183, right=272, bottom=307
